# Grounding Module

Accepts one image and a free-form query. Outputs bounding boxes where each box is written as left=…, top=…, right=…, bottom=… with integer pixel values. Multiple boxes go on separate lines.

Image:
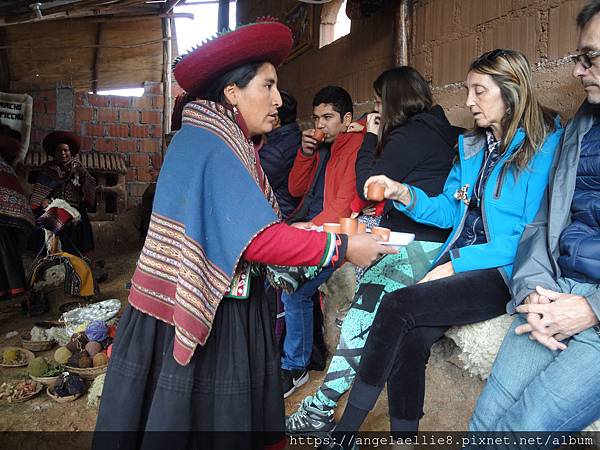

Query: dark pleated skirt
left=93, top=276, right=285, bottom=450
left=0, top=226, right=27, bottom=300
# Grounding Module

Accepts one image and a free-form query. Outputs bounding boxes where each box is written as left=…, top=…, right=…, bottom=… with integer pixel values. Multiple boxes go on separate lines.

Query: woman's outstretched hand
left=418, top=261, right=455, bottom=284
left=364, top=175, right=412, bottom=205
left=346, top=233, right=397, bottom=268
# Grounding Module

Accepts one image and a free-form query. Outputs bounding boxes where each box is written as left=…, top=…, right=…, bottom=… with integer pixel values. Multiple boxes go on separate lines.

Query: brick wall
left=9, top=80, right=164, bottom=209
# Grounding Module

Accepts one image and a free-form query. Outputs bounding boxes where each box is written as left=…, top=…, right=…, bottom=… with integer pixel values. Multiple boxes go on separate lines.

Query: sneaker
left=281, top=368, right=309, bottom=398
left=286, top=396, right=336, bottom=436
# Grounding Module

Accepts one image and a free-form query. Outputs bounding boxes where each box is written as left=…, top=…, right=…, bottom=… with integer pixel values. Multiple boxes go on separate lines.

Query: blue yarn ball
left=85, top=320, right=108, bottom=342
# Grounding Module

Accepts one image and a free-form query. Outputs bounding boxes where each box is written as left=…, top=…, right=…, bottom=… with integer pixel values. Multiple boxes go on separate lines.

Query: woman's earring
left=233, top=105, right=239, bottom=114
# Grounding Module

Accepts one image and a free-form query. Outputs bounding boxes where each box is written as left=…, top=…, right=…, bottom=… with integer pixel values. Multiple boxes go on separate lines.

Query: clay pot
left=371, top=226, right=391, bottom=242
left=357, top=222, right=367, bottom=233
left=312, top=129, right=326, bottom=143
left=367, top=182, right=386, bottom=202
left=339, top=217, right=358, bottom=235
left=322, top=223, right=341, bottom=233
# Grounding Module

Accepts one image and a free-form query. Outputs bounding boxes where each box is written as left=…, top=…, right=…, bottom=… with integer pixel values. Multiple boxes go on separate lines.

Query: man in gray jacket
left=469, top=0, right=600, bottom=435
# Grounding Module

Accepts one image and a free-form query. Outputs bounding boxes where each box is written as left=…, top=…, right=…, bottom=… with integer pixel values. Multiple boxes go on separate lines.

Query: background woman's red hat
left=174, top=20, right=293, bottom=96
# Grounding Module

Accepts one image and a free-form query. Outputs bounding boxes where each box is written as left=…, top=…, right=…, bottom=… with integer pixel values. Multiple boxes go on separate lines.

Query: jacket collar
left=461, top=128, right=527, bottom=160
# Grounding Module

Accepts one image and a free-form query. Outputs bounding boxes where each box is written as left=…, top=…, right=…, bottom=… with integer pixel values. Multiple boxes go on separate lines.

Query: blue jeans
left=469, top=278, right=600, bottom=447
left=281, top=266, right=335, bottom=371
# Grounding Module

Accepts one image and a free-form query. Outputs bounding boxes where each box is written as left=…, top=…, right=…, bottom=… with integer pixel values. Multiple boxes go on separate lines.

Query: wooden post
left=161, top=17, right=172, bottom=155
left=393, top=0, right=411, bottom=67
left=0, top=28, right=10, bottom=92
left=91, top=23, right=103, bottom=94
left=218, top=0, right=230, bottom=32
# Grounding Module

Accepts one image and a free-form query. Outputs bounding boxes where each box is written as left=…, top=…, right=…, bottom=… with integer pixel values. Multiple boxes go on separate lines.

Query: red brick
left=107, top=123, right=129, bottom=138
left=149, top=126, right=163, bottom=138
left=117, top=139, right=137, bottom=153
left=130, top=125, right=150, bottom=139
left=75, top=92, right=87, bottom=106
left=129, top=154, right=149, bottom=168
left=45, top=101, right=56, bottom=114
left=35, top=113, right=55, bottom=129
left=137, top=169, right=155, bottom=182
left=88, top=95, right=109, bottom=107
left=80, top=137, right=93, bottom=152
left=131, top=96, right=153, bottom=109
left=152, top=96, right=164, bottom=109
left=109, top=96, right=130, bottom=108
left=95, top=138, right=117, bottom=152
left=119, top=110, right=139, bottom=123
left=141, top=110, right=162, bottom=125
left=97, top=108, right=118, bottom=122
left=75, top=107, right=93, bottom=123
left=144, top=82, right=163, bottom=95
left=126, top=167, right=137, bottom=182
left=33, top=101, right=46, bottom=113
left=86, top=123, right=105, bottom=137
left=127, top=182, right=149, bottom=197
left=151, top=154, right=163, bottom=169
left=140, top=139, right=160, bottom=153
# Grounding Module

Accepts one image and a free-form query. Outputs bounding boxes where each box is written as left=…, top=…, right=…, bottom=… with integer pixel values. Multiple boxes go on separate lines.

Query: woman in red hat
left=93, top=19, right=394, bottom=450
left=30, top=130, right=96, bottom=256
left=0, top=124, right=34, bottom=300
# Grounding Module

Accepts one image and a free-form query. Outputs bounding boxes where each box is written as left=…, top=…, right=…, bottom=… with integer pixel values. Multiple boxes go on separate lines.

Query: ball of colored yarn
left=85, top=341, right=102, bottom=357
left=54, top=346, right=72, bottom=365
left=85, top=321, right=108, bottom=342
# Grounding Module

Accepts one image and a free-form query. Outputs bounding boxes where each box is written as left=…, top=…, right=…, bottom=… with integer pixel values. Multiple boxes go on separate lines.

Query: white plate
left=379, top=231, right=415, bottom=246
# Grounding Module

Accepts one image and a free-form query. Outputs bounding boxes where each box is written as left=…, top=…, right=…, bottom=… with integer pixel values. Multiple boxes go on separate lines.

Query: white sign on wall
left=0, top=92, right=33, bottom=164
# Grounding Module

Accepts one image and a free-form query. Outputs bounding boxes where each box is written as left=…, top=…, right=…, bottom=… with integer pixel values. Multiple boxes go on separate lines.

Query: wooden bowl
left=21, top=337, right=55, bottom=352
left=0, top=347, right=35, bottom=368
left=30, top=374, right=60, bottom=387
left=47, top=386, right=82, bottom=403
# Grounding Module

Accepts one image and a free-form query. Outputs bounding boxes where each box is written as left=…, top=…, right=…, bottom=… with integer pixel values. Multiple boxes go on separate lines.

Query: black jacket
left=260, top=122, right=302, bottom=219
left=355, top=105, right=463, bottom=242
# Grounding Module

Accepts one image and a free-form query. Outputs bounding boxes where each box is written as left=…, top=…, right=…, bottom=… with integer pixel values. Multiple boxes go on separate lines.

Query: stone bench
left=319, top=264, right=600, bottom=432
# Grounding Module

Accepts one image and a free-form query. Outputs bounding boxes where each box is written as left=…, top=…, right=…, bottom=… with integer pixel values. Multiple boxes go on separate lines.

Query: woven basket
left=0, top=347, right=35, bottom=368
left=29, top=374, right=60, bottom=387
left=1, top=381, right=43, bottom=403
left=65, top=364, right=107, bottom=380
left=46, top=386, right=82, bottom=403
left=21, top=338, right=55, bottom=352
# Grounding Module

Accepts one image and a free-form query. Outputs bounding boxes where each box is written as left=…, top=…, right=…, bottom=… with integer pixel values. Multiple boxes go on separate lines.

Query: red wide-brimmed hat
left=42, top=131, right=81, bottom=156
left=174, top=19, right=293, bottom=96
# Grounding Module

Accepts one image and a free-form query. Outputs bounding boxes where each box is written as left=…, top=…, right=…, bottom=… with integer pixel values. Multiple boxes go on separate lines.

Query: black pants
left=352, top=268, right=510, bottom=421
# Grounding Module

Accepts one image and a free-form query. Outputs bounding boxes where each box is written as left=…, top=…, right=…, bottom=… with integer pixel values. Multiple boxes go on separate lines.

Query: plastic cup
left=339, top=217, right=358, bottom=235
left=367, top=183, right=386, bottom=202
left=322, top=223, right=341, bottom=233
left=312, top=129, right=326, bottom=143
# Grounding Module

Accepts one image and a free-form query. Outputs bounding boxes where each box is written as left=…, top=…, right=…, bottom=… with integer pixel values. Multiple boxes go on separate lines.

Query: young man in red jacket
left=281, top=86, right=365, bottom=397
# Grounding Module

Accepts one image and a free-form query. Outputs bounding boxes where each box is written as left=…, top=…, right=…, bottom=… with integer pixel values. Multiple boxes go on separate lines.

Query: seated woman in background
left=0, top=124, right=33, bottom=300
left=30, top=131, right=96, bottom=256
left=286, top=66, right=461, bottom=436
left=322, top=49, right=564, bottom=448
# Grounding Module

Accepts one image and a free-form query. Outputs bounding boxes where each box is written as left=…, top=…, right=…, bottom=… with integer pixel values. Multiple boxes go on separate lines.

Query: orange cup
left=367, top=182, right=386, bottom=202
left=371, top=226, right=391, bottom=242
left=357, top=222, right=367, bottom=233
left=312, top=129, right=326, bottom=143
left=339, top=217, right=358, bottom=235
left=322, top=223, right=341, bottom=233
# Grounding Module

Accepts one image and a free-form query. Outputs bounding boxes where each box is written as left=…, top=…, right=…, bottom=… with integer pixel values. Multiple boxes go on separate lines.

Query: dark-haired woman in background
left=286, top=66, right=462, bottom=436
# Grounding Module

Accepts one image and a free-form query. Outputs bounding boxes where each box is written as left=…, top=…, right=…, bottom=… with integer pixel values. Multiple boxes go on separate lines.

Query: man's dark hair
left=577, top=0, right=600, bottom=28
left=277, top=90, right=297, bottom=125
left=312, top=85, right=353, bottom=119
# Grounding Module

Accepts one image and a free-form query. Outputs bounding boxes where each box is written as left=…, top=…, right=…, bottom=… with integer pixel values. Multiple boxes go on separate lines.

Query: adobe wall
left=238, top=0, right=589, bottom=125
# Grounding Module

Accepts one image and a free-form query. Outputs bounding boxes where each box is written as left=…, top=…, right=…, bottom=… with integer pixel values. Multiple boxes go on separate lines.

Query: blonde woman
left=321, top=49, right=563, bottom=448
